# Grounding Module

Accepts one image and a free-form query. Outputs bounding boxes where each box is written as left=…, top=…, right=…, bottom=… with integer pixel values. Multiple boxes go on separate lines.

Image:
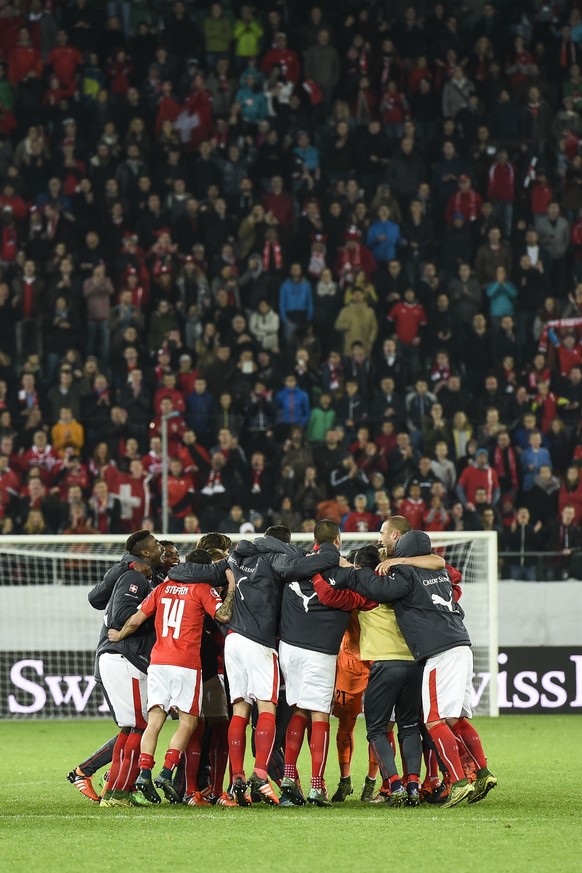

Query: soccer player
left=221, top=524, right=342, bottom=806
left=278, top=519, right=376, bottom=807
left=314, top=544, right=424, bottom=807
left=323, top=529, right=498, bottom=808
left=329, top=549, right=379, bottom=803
left=67, top=539, right=179, bottom=802
left=108, top=548, right=236, bottom=804
left=96, top=530, right=164, bottom=808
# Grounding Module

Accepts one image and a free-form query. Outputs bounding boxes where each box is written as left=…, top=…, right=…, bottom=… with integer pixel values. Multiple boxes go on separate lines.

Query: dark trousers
left=364, top=659, right=422, bottom=781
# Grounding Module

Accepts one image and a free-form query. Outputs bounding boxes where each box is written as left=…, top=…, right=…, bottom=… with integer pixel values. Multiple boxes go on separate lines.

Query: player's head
left=126, top=529, right=163, bottom=567
left=159, top=539, right=179, bottom=572
left=345, top=549, right=358, bottom=565
left=353, top=545, right=380, bottom=569
left=379, top=515, right=411, bottom=555
left=197, top=532, right=232, bottom=553
left=184, top=547, right=213, bottom=565
left=265, top=524, right=291, bottom=543
left=394, top=530, right=432, bottom=558
left=314, top=519, right=341, bottom=548
left=207, top=547, right=228, bottom=561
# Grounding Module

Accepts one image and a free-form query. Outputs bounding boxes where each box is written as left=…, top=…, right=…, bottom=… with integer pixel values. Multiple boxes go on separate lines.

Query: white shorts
left=224, top=633, right=279, bottom=705
left=279, top=641, right=337, bottom=714
left=202, top=674, right=228, bottom=719
left=422, top=646, right=473, bottom=721
left=147, top=663, right=203, bottom=716
left=99, top=653, right=148, bottom=729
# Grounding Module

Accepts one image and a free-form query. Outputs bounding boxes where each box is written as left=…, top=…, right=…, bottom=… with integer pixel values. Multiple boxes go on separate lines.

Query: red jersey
left=140, top=580, right=222, bottom=669
left=343, top=511, right=378, bottom=532
left=153, top=386, right=186, bottom=415
left=387, top=301, right=427, bottom=345
left=457, top=463, right=500, bottom=504
left=21, top=445, right=60, bottom=486
left=400, top=497, right=426, bottom=530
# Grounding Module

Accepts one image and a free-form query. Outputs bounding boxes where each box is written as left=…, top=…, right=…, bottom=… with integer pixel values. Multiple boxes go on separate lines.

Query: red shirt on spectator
left=487, top=161, right=515, bottom=202
left=9, top=43, right=42, bottom=86
left=387, top=300, right=427, bottom=345
left=47, top=43, right=83, bottom=93
left=400, top=497, right=426, bottom=530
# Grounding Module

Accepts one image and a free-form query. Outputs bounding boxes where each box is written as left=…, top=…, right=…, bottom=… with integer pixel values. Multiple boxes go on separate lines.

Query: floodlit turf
left=1, top=716, right=581, bottom=873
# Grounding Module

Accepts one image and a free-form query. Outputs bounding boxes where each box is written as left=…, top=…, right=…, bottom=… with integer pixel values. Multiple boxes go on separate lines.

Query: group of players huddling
left=67, top=516, right=497, bottom=810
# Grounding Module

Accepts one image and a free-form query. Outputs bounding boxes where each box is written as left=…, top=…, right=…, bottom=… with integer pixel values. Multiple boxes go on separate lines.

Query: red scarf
left=263, top=240, right=282, bottom=271
left=251, top=470, right=262, bottom=492
left=494, top=445, right=518, bottom=488
left=22, top=276, right=37, bottom=318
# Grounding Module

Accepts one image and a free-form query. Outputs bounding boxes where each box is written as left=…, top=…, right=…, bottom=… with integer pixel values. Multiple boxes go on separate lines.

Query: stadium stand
left=0, top=0, right=581, bottom=580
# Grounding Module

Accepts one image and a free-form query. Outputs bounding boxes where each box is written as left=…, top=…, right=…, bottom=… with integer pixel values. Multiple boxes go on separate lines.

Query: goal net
left=0, top=531, right=497, bottom=719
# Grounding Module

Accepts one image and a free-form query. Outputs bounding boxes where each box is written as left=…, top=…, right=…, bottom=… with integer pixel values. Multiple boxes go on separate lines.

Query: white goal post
left=0, top=531, right=498, bottom=719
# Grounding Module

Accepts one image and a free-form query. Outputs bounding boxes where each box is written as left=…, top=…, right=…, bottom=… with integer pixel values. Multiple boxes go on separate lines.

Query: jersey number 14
left=161, top=598, right=185, bottom=639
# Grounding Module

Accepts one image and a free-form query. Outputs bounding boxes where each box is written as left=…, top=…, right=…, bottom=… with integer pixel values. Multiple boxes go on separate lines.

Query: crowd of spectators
left=0, top=0, right=581, bottom=580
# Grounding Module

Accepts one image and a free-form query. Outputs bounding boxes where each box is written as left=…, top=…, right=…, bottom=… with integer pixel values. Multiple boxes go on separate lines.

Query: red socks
left=210, top=720, right=229, bottom=796
left=428, top=722, right=465, bottom=784
left=228, top=714, right=249, bottom=780
left=451, top=718, right=487, bottom=770
left=254, top=711, right=276, bottom=779
left=163, top=748, right=182, bottom=773
left=185, top=718, right=206, bottom=796
left=115, top=730, right=142, bottom=791
left=310, top=720, right=330, bottom=789
left=284, top=712, right=308, bottom=779
left=423, top=747, right=440, bottom=786
left=107, top=731, right=129, bottom=790
left=138, top=752, right=154, bottom=772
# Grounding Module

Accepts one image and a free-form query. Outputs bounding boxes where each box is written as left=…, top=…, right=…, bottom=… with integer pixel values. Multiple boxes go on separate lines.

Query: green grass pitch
left=1, top=716, right=581, bottom=873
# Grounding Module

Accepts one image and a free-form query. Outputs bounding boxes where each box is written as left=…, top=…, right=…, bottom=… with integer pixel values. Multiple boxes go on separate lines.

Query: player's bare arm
left=375, top=553, right=446, bottom=575
left=108, top=609, right=147, bottom=642
left=214, top=569, right=236, bottom=623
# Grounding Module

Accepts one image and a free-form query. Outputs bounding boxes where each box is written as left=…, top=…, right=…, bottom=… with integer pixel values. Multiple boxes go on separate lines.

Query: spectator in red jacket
left=8, top=27, right=42, bottom=86
left=343, top=493, right=378, bottom=532
left=399, top=479, right=426, bottom=529
left=456, top=447, right=501, bottom=508
left=167, top=457, right=196, bottom=532
left=47, top=30, right=83, bottom=96
left=153, top=372, right=186, bottom=415
left=261, top=32, right=301, bottom=84
left=487, top=149, right=515, bottom=238
left=262, top=175, right=294, bottom=229
left=445, top=175, right=482, bottom=226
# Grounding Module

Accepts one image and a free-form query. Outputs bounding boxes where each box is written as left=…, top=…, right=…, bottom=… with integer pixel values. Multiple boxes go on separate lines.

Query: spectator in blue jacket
left=235, top=74, right=268, bottom=123
left=366, top=204, right=401, bottom=265
left=521, top=430, right=553, bottom=491
left=275, top=374, right=310, bottom=430
left=486, top=265, right=518, bottom=327
left=185, top=376, right=215, bottom=446
left=279, top=262, right=314, bottom=343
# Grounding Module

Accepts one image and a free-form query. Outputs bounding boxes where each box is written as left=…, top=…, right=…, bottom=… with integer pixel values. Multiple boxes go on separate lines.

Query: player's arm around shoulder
left=214, top=568, right=236, bottom=624
left=168, top=558, right=228, bottom=584
left=376, top=552, right=445, bottom=575
left=348, top=566, right=412, bottom=603
left=276, top=543, right=340, bottom=581
left=312, top=572, right=376, bottom=611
